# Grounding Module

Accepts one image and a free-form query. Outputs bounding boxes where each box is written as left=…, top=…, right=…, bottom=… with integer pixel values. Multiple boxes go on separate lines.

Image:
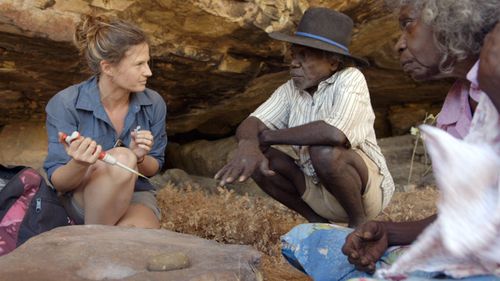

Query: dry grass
left=157, top=182, right=310, bottom=280
left=157, top=183, right=306, bottom=257
left=376, top=186, right=438, bottom=222
left=157, top=182, right=439, bottom=280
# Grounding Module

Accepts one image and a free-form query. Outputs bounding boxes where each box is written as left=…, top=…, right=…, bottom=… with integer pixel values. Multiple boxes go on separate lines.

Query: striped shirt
left=250, top=67, right=394, bottom=208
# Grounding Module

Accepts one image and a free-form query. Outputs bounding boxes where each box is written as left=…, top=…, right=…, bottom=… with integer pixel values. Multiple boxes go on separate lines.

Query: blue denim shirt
left=44, top=76, right=167, bottom=187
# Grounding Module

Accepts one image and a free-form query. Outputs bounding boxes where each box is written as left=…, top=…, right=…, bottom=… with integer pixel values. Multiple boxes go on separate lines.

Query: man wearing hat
left=215, top=7, right=394, bottom=227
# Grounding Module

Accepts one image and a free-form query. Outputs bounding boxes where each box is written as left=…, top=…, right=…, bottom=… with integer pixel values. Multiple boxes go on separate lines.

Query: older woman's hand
left=479, top=22, right=500, bottom=112
left=341, top=221, right=389, bottom=274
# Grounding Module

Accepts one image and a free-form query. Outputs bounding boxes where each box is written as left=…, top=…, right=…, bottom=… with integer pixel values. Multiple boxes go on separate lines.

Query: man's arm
left=235, top=116, right=269, bottom=143
left=342, top=215, right=437, bottom=273
left=260, top=120, right=349, bottom=147
left=215, top=117, right=275, bottom=185
left=479, top=22, right=500, bottom=112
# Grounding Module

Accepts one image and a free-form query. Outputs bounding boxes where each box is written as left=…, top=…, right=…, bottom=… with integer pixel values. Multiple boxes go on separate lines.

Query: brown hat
left=269, top=7, right=368, bottom=66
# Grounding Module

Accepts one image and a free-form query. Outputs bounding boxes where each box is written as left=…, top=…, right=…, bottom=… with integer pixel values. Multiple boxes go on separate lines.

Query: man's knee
left=309, top=146, right=346, bottom=176
left=261, top=148, right=276, bottom=161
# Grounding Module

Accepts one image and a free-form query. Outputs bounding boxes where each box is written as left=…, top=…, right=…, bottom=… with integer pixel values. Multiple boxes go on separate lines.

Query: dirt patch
left=157, top=183, right=438, bottom=280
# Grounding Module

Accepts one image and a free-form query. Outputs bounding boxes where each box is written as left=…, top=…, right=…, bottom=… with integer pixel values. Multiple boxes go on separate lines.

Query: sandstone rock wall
left=0, top=0, right=451, bottom=139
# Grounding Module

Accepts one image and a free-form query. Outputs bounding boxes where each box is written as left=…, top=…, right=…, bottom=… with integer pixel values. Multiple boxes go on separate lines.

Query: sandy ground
left=156, top=184, right=438, bottom=280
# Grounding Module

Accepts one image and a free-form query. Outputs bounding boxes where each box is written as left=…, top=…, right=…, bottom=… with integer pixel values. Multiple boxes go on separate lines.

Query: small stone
left=402, top=184, right=417, bottom=192
left=147, top=252, right=190, bottom=272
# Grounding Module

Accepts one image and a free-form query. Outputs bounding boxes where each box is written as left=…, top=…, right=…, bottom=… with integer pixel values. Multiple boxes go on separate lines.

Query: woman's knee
left=100, top=147, right=138, bottom=184
left=107, top=147, right=137, bottom=167
left=116, top=204, right=160, bottom=229
left=82, top=148, right=138, bottom=200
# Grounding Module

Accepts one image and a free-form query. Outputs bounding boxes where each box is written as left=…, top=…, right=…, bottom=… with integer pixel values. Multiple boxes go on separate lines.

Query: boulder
left=0, top=122, right=47, bottom=172
left=0, top=225, right=262, bottom=281
left=168, top=134, right=435, bottom=191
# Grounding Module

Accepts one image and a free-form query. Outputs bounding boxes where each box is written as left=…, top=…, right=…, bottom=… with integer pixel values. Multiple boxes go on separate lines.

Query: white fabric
left=250, top=67, right=394, bottom=208
left=376, top=93, right=500, bottom=279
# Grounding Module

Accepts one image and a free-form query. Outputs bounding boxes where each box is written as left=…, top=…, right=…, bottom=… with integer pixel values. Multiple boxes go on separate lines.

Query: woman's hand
left=130, top=129, right=154, bottom=162
left=58, top=132, right=101, bottom=166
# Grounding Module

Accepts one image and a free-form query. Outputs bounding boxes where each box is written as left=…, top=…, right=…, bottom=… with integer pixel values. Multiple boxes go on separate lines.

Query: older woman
left=341, top=0, right=499, bottom=277
left=281, top=1, right=500, bottom=280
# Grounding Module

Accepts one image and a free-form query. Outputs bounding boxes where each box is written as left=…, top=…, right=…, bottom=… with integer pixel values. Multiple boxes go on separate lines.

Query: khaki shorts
left=301, top=149, right=384, bottom=222
left=63, top=190, right=161, bottom=225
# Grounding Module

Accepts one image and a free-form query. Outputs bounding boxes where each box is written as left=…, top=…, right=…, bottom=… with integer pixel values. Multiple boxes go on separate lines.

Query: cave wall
left=0, top=0, right=452, bottom=140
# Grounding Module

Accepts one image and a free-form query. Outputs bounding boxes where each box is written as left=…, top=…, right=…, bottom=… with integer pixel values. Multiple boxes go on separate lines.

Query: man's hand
left=479, top=22, right=500, bottom=112
left=214, top=140, right=275, bottom=186
left=258, top=129, right=272, bottom=152
left=341, top=221, right=388, bottom=274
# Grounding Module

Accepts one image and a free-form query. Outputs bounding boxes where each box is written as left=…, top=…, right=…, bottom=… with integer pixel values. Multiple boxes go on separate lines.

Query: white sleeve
left=324, top=68, right=371, bottom=147
left=250, top=81, right=293, bottom=130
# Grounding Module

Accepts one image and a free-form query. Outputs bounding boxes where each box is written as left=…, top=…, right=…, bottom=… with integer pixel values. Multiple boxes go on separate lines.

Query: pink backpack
left=0, top=165, right=73, bottom=256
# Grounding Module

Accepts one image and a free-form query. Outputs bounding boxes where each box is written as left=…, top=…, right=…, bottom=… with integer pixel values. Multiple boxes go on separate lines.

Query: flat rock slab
left=0, top=225, right=262, bottom=281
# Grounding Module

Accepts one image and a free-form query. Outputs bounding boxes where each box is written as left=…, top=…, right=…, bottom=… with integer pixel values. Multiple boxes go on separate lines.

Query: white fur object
left=376, top=94, right=500, bottom=279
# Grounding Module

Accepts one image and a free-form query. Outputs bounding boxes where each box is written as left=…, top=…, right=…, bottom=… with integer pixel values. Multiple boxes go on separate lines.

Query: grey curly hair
left=388, top=0, right=499, bottom=73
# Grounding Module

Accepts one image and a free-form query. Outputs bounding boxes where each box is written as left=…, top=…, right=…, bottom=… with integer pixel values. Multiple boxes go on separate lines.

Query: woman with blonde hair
left=44, top=15, right=167, bottom=228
